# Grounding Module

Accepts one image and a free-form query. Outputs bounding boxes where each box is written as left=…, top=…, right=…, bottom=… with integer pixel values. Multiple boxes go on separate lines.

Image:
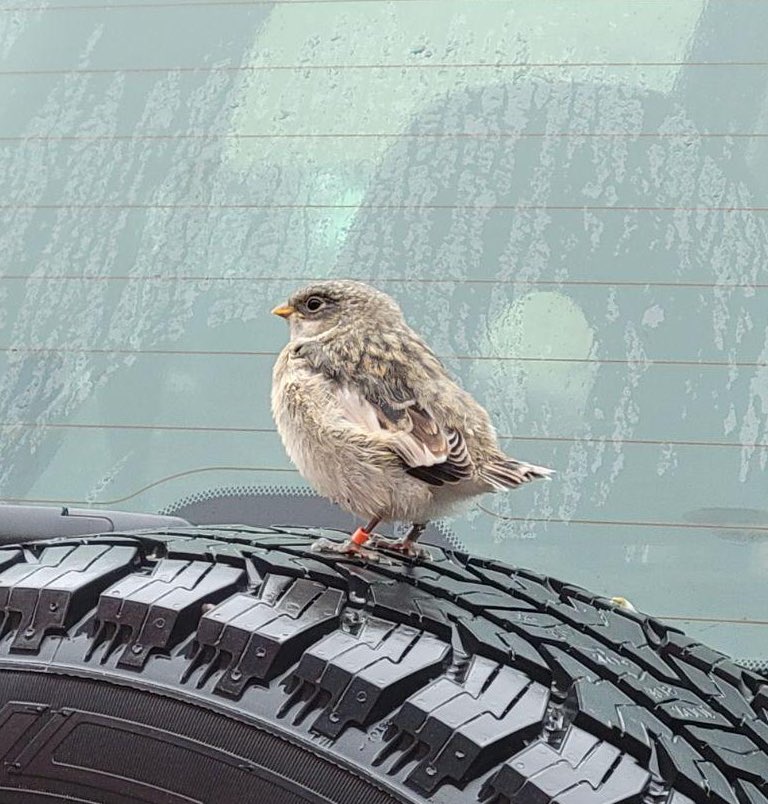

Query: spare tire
left=0, top=525, right=764, bottom=804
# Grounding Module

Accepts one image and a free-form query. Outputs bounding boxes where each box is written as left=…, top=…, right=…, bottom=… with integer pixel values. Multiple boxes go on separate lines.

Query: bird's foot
left=369, top=535, right=433, bottom=561
left=310, top=528, right=392, bottom=563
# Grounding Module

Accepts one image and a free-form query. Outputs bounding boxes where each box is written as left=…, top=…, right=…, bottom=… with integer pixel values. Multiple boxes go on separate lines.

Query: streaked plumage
left=271, top=280, right=552, bottom=559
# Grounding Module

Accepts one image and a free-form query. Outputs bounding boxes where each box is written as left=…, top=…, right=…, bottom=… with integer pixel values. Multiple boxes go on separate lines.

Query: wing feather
left=333, top=384, right=472, bottom=485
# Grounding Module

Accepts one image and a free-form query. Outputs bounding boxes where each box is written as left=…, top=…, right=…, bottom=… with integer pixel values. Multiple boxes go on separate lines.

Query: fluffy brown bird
left=271, top=280, right=552, bottom=560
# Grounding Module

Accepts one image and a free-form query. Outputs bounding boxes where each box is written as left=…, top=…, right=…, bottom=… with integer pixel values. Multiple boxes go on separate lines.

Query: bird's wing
left=334, top=384, right=473, bottom=486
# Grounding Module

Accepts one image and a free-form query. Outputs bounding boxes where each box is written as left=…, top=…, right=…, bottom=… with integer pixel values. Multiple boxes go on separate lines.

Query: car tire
left=0, top=526, right=765, bottom=804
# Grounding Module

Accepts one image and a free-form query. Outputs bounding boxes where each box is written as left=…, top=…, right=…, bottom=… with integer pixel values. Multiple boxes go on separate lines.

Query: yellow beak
left=271, top=304, right=296, bottom=318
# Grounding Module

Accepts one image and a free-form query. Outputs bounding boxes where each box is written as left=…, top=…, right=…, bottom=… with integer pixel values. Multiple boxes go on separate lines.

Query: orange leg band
left=350, top=527, right=370, bottom=546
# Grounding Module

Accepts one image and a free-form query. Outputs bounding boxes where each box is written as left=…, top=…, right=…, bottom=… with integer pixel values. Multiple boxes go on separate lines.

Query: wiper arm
left=0, top=504, right=190, bottom=544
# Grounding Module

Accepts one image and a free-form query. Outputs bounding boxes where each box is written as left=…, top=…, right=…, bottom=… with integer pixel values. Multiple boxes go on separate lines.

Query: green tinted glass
left=0, top=0, right=766, bottom=663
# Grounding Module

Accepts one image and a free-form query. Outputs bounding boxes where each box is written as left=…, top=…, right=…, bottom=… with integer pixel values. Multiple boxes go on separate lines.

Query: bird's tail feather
left=481, top=459, right=554, bottom=491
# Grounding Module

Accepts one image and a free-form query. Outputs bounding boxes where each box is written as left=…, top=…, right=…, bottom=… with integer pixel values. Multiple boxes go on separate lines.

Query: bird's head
left=272, top=279, right=403, bottom=340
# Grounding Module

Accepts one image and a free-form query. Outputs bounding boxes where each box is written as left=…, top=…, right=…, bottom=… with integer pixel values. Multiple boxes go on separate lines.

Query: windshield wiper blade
left=0, top=504, right=190, bottom=544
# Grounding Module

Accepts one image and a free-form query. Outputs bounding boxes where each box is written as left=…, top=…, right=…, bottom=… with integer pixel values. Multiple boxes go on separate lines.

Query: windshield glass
left=1, top=0, right=766, bottom=666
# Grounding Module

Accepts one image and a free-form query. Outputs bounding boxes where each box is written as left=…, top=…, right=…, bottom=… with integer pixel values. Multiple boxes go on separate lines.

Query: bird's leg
left=310, top=516, right=391, bottom=562
left=370, top=523, right=432, bottom=560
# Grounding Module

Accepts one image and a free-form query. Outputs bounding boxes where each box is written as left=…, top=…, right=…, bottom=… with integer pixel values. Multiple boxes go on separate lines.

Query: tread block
left=665, top=657, right=765, bottom=735
left=367, top=578, right=458, bottom=639
left=455, top=616, right=551, bottom=684
left=486, top=610, right=573, bottom=645
left=548, top=644, right=745, bottom=783
left=685, top=727, right=768, bottom=785
left=384, top=655, right=549, bottom=793
left=192, top=575, right=344, bottom=697
left=666, top=655, right=724, bottom=700
left=706, top=674, right=763, bottom=725
left=663, top=632, right=731, bottom=673
left=549, top=599, right=680, bottom=683
left=655, top=734, right=739, bottom=804
left=569, top=643, right=647, bottom=688
left=92, top=559, right=244, bottom=668
left=565, top=674, right=668, bottom=762
left=163, top=537, right=260, bottom=565
left=475, top=566, right=679, bottom=684
left=650, top=691, right=731, bottom=728
left=721, top=668, right=767, bottom=702
left=483, top=726, right=650, bottom=804
left=250, top=549, right=348, bottom=588
left=565, top=664, right=747, bottom=798
left=545, top=646, right=600, bottom=687
left=384, top=564, right=537, bottom=614
left=747, top=718, right=768, bottom=754
left=0, top=544, right=137, bottom=652
left=468, top=563, right=561, bottom=608
left=551, top=649, right=733, bottom=765
left=667, top=794, right=697, bottom=804
left=736, top=781, right=768, bottom=804
left=286, top=616, right=449, bottom=738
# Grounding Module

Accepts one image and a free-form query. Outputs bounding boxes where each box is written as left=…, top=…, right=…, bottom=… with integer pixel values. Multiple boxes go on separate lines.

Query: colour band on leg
left=351, top=528, right=370, bottom=546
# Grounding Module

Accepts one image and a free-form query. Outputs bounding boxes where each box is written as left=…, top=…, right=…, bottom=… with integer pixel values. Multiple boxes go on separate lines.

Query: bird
left=271, top=279, right=553, bottom=561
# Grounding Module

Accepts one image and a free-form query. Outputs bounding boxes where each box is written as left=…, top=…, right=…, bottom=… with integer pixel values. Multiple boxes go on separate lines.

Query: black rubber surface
left=0, top=525, right=764, bottom=804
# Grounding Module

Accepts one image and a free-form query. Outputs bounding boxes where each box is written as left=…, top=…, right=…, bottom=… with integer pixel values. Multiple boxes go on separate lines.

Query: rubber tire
left=0, top=526, right=765, bottom=804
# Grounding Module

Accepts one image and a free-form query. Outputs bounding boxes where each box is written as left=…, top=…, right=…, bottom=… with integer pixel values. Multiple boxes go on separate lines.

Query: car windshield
left=1, top=0, right=765, bottom=667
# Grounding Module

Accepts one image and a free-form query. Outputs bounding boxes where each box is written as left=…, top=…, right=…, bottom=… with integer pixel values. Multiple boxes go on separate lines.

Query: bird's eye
left=305, top=296, right=325, bottom=312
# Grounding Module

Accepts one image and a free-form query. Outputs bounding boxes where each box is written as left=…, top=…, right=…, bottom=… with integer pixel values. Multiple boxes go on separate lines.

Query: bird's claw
left=310, top=536, right=393, bottom=564
left=368, top=535, right=433, bottom=561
